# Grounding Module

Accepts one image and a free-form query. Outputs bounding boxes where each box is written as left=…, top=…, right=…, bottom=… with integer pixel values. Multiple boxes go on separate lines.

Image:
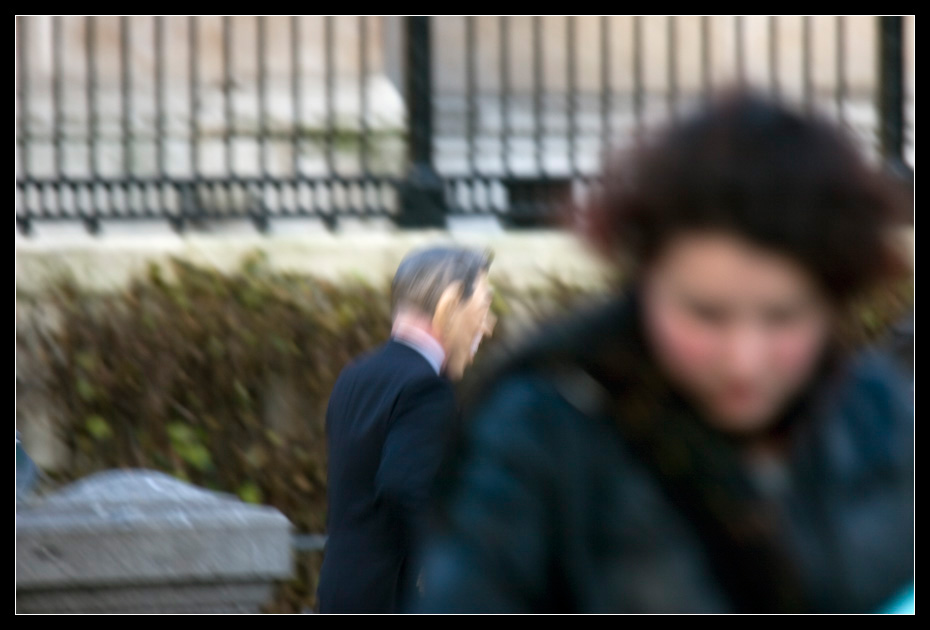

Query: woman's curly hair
left=577, top=92, right=911, bottom=307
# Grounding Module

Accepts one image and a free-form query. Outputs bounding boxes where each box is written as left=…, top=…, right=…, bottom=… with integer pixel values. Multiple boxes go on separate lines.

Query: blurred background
left=15, top=16, right=914, bottom=613
left=15, top=16, right=914, bottom=231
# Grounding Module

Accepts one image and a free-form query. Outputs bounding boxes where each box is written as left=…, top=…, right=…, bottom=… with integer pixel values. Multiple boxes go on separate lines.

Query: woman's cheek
left=652, top=309, right=719, bottom=375
left=772, top=324, right=825, bottom=377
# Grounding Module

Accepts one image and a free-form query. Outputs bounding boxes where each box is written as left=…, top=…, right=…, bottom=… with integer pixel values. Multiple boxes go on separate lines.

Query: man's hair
left=391, top=246, right=493, bottom=318
left=578, top=91, right=911, bottom=306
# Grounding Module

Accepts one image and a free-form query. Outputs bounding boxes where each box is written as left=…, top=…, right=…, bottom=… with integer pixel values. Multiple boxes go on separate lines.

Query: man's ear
left=432, top=281, right=464, bottom=337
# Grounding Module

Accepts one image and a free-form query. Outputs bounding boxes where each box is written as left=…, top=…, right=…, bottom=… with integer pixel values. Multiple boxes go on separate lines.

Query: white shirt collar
left=391, top=321, right=446, bottom=376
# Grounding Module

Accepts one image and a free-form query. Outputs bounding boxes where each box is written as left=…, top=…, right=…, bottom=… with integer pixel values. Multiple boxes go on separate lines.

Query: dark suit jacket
left=317, top=339, right=457, bottom=613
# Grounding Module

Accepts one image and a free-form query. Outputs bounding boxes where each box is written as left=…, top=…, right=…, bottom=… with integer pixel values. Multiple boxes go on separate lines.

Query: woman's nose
left=722, top=323, right=769, bottom=380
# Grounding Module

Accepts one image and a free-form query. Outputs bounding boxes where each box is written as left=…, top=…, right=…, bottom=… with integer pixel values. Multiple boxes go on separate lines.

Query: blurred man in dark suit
left=317, top=246, right=495, bottom=613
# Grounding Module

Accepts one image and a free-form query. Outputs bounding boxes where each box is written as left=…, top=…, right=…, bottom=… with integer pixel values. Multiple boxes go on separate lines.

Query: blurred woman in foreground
left=416, top=93, right=913, bottom=613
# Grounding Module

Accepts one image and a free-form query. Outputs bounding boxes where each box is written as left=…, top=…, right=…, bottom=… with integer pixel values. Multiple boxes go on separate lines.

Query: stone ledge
left=16, top=470, right=293, bottom=613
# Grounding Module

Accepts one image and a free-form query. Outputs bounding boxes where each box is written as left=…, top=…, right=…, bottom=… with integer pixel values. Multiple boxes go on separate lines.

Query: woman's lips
left=717, top=382, right=764, bottom=407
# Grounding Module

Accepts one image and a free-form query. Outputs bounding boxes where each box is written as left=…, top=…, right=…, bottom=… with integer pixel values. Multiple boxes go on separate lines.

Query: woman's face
left=641, top=232, right=832, bottom=435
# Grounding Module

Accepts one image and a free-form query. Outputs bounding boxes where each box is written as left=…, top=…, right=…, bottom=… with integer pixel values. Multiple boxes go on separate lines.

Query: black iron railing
left=15, top=16, right=913, bottom=235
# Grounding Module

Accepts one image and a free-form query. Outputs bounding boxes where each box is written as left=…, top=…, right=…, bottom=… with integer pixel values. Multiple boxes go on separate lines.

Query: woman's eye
left=764, top=308, right=800, bottom=327
left=689, top=303, right=727, bottom=324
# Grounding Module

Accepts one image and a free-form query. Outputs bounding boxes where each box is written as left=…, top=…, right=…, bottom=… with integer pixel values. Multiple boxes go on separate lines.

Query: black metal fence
left=15, top=16, right=913, bottom=235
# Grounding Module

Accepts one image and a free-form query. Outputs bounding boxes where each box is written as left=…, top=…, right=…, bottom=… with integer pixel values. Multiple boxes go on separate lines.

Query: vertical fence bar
left=322, top=16, right=335, bottom=225
left=499, top=16, right=510, bottom=176
left=769, top=16, right=779, bottom=98
left=86, top=16, right=97, bottom=180
left=188, top=16, right=199, bottom=179
left=53, top=16, right=64, bottom=184
left=256, top=16, right=270, bottom=230
left=292, top=16, right=303, bottom=213
left=50, top=16, right=65, bottom=224
left=701, top=16, right=711, bottom=99
left=398, top=16, right=445, bottom=227
left=667, top=16, right=678, bottom=119
left=85, top=16, right=100, bottom=232
left=155, top=16, right=167, bottom=215
left=600, top=16, right=611, bottom=154
left=16, top=17, right=31, bottom=231
left=258, top=16, right=268, bottom=178
left=633, top=15, right=643, bottom=129
left=292, top=16, right=302, bottom=181
left=324, top=16, right=335, bottom=175
left=879, top=16, right=909, bottom=178
left=407, top=17, right=434, bottom=169
left=466, top=16, right=477, bottom=176
left=736, top=16, right=746, bottom=87
left=121, top=16, right=132, bottom=182
left=185, top=15, right=200, bottom=229
left=533, top=16, right=543, bottom=174
left=567, top=16, right=577, bottom=175
left=467, top=17, right=479, bottom=211
left=802, top=16, right=813, bottom=112
left=119, top=15, right=135, bottom=205
left=223, top=16, right=234, bottom=177
left=358, top=15, right=369, bottom=177
left=835, top=16, right=846, bottom=125
left=120, top=16, right=133, bottom=216
left=17, top=16, right=30, bottom=178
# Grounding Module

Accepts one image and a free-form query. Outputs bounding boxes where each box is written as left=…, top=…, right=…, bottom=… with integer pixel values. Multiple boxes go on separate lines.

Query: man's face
left=440, top=272, right=495, bottom=380
left=641, top=232, right=831, bottom=435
